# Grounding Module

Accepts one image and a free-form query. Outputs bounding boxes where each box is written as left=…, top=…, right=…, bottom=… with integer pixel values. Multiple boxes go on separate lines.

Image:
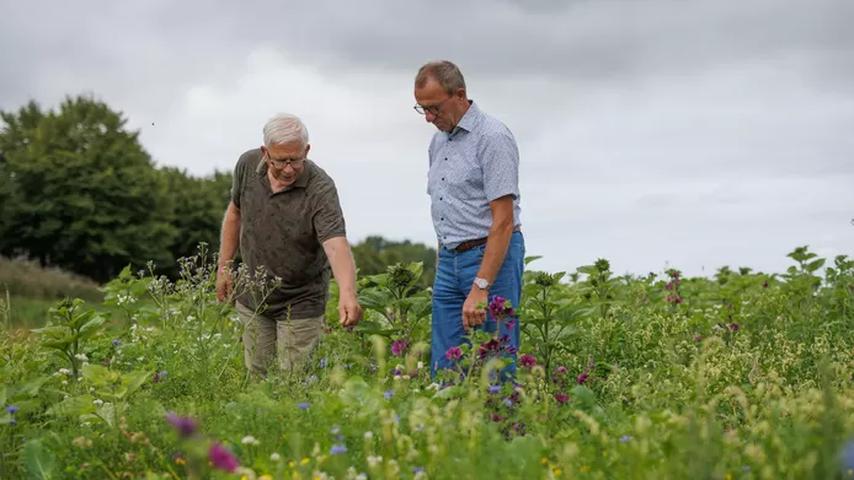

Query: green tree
left=351, top=235, right=437, bottom=287
left=0, top=96, right=176, bottom=282
left=159, top=167, right=232, bottom=274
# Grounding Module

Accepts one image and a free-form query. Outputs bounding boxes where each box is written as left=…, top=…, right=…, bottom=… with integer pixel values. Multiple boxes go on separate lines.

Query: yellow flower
left=724, top=474, right=733, bottom=480
left=300, top=457, right=311, bottom=466
left=541, top=457, right=549, bottom=465
left=579, top=465, right=591, bottom=473
left=260, top=476, right=274, bottom=480
left=175, top=457, right=186, bottom=465
left=288, top=460, right=296, bottom=468
left=552, top=466, right=562, bottom=476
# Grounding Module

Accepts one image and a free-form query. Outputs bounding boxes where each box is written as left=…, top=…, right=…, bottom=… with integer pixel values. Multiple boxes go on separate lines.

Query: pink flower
left=208, top=442, right=239, bottom=473
left=488, top=295, right=515, bottom=321
left=391, top=339, right=408, bottom=356
left=554, top=392, right=570, bottom=404
left=445, top=346, right=463, bottom=361
left=576, top=372, right=589, bottom=385
left=519, top=354, right=537, bottom=368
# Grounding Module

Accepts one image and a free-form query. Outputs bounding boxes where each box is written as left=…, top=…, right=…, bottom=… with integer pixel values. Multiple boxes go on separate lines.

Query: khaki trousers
left=235, top=302, right=324, bottom=376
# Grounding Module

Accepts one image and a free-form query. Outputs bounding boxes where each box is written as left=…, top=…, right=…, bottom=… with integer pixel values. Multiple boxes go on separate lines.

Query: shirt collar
left=452, top=100, right=480, bottom=136
left=255, top=153, right=312, bottom=189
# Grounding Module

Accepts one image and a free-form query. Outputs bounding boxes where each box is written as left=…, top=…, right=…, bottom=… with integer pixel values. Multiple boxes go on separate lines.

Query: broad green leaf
left=23, top=439, right=56, bottom=480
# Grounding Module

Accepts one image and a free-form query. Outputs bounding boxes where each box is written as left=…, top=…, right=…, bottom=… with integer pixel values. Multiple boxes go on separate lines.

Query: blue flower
left=384, top=390, right=394, bottom=400
left=842, top=439, right=854, bottom=472
left=620, top=435, right=633, bottom=443
left=6, top=405, right=19, bottom=415
left=112, top=339, right=122, bottom=348
left=488, top=385, right=501, bottom=394
left=330, top=444, right=347, bottom=455
left=413, top=466, right=425, bottom=474
left=503, top=398, right=513, bottom=408
left=297, top=402, right=310, bottom=411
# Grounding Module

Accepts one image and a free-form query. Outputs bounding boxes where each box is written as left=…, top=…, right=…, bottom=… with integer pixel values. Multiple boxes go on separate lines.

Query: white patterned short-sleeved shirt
left=426, top=101, right=522, bottom=249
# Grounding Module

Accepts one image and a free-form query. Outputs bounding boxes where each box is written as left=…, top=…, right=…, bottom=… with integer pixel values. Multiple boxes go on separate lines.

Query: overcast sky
left=2, top=0, right=852, bottom=277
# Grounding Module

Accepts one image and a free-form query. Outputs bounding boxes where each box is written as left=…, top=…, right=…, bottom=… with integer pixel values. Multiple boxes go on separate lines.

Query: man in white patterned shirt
left=413, top=60, right=525, bottom=377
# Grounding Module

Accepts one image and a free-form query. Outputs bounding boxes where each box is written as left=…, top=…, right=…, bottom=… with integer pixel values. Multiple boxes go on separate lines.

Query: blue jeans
left=431, top=231, right=525, bottom=377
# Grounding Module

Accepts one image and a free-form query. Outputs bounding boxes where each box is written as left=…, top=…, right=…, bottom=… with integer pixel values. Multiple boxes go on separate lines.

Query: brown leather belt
left=454, top=227, right=521, bottom=252
left=454, top=237, right=488, bottom=252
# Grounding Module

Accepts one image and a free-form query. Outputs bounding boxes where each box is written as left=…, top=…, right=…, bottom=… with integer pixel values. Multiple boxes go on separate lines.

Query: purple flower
left=208, top=442, right=239, bottom=473
left=297, top=402, right=310, bottom=411
left=505, top=319, right=516, bottom=329
left=165, top=412, right=197, bottom=438
left=729, top=323, right=740, bottom=332
left=413, top=466, right=425, bottom=474
left=554, top=392, right=570, bottom=404
left=445, top=346, right=463, bottom=361
left=488, top=385, right=501, bottom=394
left=620, top=434, right=633, bottom=443
left=503, top=398, right=514, bottom=408
left=693, top=334, right=703, bottom=342
left=6, top=405, right=19, bottom=415
left=384, top=390, right=394, bottom=400
left=478, top=339, right=502, bottom=359
left=577, top=372, right=590, bottom=385
left=391, top=339, right=408, bottom=356
left=330, top=444, right=347, bottom=455
left=519, top=354, right=537, bottom=368
left=505, top=345, right=518, bottom=355
left=488, top=296, right=516, bottom=322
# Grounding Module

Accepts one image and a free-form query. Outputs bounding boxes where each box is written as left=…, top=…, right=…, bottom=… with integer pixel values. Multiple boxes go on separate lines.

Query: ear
left=260, top=145, right=269, bottom=157
left=304, top=144, right=311, bottom=156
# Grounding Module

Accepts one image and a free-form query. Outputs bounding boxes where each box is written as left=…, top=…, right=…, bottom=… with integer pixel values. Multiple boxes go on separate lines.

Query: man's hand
left=338, top=290, right=362, bottom=328
left=462, top=287, right=488, bottom=329
left=215, top=266, right=233, bottom=302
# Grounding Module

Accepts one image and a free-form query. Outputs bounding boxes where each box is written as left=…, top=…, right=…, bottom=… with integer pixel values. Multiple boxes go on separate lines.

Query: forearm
left=322, top=236, right=358, bottom=295
left=477, top=217, right=514, bottom=283
left=218, top=202, right=241, bottom=270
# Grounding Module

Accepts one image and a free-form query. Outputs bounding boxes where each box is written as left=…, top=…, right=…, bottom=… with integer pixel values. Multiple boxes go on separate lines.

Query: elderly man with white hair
left=216, top=113, right=361, bottom=376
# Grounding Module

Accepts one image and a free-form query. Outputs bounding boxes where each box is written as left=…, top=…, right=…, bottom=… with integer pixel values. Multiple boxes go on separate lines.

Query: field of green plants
left=1, top=246, right=853, bottom=479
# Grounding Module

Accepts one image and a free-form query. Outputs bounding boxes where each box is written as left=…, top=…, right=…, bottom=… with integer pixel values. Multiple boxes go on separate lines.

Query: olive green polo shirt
left=231, top=148, right=346, bottom=319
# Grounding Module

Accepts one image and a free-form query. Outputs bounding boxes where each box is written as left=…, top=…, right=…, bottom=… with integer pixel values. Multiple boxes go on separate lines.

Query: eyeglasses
left=413, top=96, right=452, bottom=116
left=266, top=154, right=306, bottom=169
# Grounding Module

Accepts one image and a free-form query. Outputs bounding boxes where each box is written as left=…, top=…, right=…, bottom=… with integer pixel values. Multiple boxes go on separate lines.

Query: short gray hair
left=415, top=60, right=466, bottom=95
left=263, top=113, right=309, bottom=147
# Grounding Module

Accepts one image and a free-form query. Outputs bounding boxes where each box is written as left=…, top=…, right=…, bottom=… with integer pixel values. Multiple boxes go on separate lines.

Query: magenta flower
left=554, top=392, right=570, bottom=404
left=165, top=412, right=198, bottom=438
left=519, top=354, right=537, bottom=368
left=478, top=338, right=502, bottom=359
left=391, top=339, right=408, bottom=356
left=729, top=323, right=740, bottom=332
left=577, top=372, right=589, bottom=385
left=445, top=346, right=463, bottom=361
left=209, top=442, right=239, bottom=473
left=488, top=296, right=515, bottom=321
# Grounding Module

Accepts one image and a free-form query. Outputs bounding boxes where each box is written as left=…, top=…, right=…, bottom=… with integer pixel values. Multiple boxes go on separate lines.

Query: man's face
left=261, top=140, right=309, bottom=187
left=414, top=78, right=467, bottom=133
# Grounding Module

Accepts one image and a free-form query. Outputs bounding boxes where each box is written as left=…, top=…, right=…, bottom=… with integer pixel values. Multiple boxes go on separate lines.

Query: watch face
left=474, top=278, right=489, bottom=289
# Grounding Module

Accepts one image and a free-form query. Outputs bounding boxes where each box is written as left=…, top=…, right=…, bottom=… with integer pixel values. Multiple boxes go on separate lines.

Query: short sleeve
left=312, top=180, right=347, bottom=243
left=481, top=131, right=520, bottom=202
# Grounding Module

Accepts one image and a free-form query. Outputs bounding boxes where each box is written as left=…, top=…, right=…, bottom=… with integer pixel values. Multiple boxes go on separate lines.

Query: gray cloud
left=1, top=0, right=852, bottom=275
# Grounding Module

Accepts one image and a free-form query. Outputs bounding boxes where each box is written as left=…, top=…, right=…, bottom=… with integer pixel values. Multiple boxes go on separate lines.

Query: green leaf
left=806, top=258, right=826, bottom=273
left=123, top=370, right=151, bottom=399
left=23, top=439, right=56, bottom=480
left=46, top=395, right=95, bottom=417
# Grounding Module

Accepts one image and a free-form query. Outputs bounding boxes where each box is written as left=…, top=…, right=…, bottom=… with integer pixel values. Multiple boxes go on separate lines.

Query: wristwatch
left=473, top=277, right=490, bottom=290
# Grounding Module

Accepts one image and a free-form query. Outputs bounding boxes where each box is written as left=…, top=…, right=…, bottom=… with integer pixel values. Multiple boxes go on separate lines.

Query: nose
left=425, top=111, right=437, bottom=123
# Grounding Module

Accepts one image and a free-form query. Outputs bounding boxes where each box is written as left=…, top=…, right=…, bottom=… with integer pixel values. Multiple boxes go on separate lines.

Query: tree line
left=0, top=95, right=435, bottom=285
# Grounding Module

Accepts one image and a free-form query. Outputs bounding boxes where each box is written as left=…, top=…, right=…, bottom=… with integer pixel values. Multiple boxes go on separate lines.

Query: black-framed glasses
left=414, top=96, right=452, bottom=116
left=266, top=154, right=306, bottom=169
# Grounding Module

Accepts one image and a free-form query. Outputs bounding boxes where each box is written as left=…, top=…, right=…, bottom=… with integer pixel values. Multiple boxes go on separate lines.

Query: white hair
left=262, top=113, right=309, bottom=147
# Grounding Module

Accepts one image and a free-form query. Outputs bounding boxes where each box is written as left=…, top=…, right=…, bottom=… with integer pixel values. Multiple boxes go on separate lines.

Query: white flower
left=74, top=353, right=88, bottom=361
left=427, top=383, right=441, bottom=391
left=363, top=431, right=374, bottom=440
left=417, top=361, right=424, bottom=369
left=270, top=452, right=281, bottom=462
left=137, top=357, right=145, bottom=362
left=93, top=399, right=104, bottom=407
left=356, top=475, right=368, bottom=480
left=241, top=435, right=260, bottom=446
left=367, top=455, right=383, bottom=468
left=58, top=368, right=71, bottom=376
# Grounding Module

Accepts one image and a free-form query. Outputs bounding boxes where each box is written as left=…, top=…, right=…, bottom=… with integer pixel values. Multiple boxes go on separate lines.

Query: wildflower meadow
left=1, top=246, right=853, bottom=479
